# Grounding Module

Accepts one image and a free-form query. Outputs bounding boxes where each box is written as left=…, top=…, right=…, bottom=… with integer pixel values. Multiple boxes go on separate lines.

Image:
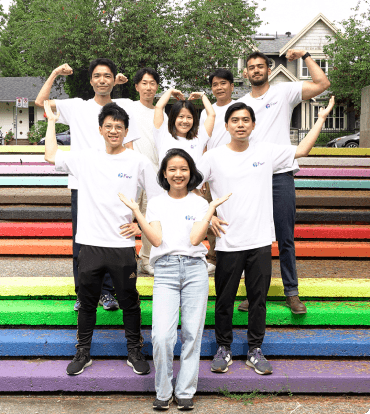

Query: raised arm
left=286, top=49, right=330, bottom=101
left=35, top=63, right=73, bottom=110
left=118, top=193, right=162, bottom=247
left=295, top=96, right=335, bottom=159
left=44, top=100, right=60, bottom=165
left=154, top=88, right=184, bottom=129
left=190, top=193, right=232, bottom=246
left=189, top=92, right=215, bottom=137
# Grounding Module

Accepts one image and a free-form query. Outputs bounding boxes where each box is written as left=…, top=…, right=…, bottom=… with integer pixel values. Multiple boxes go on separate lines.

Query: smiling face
left=175, top=108, right=194, bottom=138
left=245, top=57, right=271, bottom=87
left=90, top=65, right=115, bottom=96
left=135, top=73, right=158, bottom=103
left=164, top=155, right=190, bottom=195
left=211, top=76, right=234, bottom=102
left=225, top=109, right=255, bottom=142
left=99, top=115, right=128, bottom=150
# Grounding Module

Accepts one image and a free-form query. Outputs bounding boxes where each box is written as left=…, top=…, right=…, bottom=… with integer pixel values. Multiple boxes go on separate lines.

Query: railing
left=298, top=129, right=357, bottom=146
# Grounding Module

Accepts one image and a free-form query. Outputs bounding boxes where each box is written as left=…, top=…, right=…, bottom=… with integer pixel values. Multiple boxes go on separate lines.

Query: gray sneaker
left=246, top=347, right=273, bottom=375
left=153, top=396, right=173, bottom=410
left=211, top=345, right=232, bottom=373
left=99, top=293, right=119, bottom=310
left=175, top=396, right=194, bottom=410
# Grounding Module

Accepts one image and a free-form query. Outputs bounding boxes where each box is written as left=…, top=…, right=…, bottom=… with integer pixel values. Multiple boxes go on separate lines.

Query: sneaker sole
left=98, top=301, right=119, bottom=311
left=177, top=403, right=194, bottom=410
left=153, top=397, right=173, bottom=410
left=127, top=360, right=150, bottom=375
left=246, top=360, right=273, bottom=375
left=211, top=359, right=233, bottom=373
left=66, top=359, right=92, bottom=376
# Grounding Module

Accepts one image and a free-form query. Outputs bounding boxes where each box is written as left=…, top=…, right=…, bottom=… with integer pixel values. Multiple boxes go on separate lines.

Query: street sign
left=22, top=98, right=29, bottom=108
left=16, top=97, right=22, bottom=108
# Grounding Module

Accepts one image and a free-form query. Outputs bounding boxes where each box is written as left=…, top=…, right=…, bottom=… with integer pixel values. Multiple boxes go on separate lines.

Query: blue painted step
left=1, top=328, right=369, bottom=357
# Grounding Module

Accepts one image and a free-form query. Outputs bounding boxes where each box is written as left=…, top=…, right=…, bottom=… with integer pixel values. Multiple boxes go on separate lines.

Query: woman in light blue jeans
left=119, top=148, right=231, bottom=411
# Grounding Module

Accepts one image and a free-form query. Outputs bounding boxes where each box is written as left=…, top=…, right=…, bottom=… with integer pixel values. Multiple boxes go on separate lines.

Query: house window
left=314, top=105, right=345, bottom=129
left=301, top=59, right=333, bottom=78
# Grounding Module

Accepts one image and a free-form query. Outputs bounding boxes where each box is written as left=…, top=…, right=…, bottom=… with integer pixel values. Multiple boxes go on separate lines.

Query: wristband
left=137, top=223, right=142, bottom=231
left=302, top=52, right=311, bottom=60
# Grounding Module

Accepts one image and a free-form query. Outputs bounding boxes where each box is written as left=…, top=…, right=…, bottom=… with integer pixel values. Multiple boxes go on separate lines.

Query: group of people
left=37, top=50, right=333, bottom=411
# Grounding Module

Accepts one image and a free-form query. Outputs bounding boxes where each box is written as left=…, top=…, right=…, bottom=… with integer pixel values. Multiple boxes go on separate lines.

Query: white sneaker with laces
left=141, top=263, right=154, bottom=275
left=207, top=262, right=216, bottom=275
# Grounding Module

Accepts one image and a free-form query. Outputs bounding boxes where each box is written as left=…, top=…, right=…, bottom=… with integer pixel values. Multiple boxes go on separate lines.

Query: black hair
left=209, top=68, right=234, bottom=86
left=157, top=148, right=203, bottom=192
left=133, top=67, right=160, bottom=85
left=245, top=51, right=270, bottom=68
left=98, top=103, right=129, bottom=129
left=224, top=102, right=256, bottom=124
left=89, top=58, right=117, bottom=79
left=168, top=100, right=199, bottom=140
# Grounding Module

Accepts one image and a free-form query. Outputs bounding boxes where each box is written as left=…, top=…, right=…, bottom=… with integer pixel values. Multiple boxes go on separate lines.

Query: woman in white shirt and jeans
left=119, top=148, right=230, bottom=411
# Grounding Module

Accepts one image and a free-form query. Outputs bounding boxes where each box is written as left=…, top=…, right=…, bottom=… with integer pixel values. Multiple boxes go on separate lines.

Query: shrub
left=27, top=121, right=68, bottom=144
left=4, top=130, right=14, bottom=143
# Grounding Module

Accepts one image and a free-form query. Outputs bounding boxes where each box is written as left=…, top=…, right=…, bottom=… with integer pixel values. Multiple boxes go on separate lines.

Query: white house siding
left=293, top=21, right=335, bottom=52
left=269, top=73, right=291, bottom=86
left=0, top=103, right=15, bottom=136
left=286, top=60, right=297, bottom=78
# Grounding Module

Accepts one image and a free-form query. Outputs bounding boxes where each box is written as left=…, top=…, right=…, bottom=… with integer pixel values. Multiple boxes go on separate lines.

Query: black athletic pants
left=77, top=245, right=143, bottom=351
left=214, top=245, right=272, bottom=351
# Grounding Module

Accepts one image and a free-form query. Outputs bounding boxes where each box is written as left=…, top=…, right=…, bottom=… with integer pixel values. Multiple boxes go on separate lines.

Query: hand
left=44, top=100, right=60, bottom=122
left=210, top=215, right=228, bottom=238
left=242, top=68, right=248, bottom=79
left=171, top=89, right=185, bottom=101
left=118, top=192, right=139, bottom=211
left=53, top=63, right=73, bottom=77
left=115, top=73, right=128, bottom=85
left=188, top=92, right=205, bottom=100
left=119, top=222, right=141, bottom=238
left=286, top=49, right=306, bottom=62
left=210, top=193, right=232, bottom=209
left=317, top=96, right=335, bottom=120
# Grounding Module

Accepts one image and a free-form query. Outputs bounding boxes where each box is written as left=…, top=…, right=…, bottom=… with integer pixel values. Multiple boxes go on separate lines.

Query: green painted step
left=0, top=300, right=369, bottom=326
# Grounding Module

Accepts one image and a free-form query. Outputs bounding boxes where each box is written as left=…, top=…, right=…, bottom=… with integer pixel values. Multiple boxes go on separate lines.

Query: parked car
left=38, top=130, right=71, bottom=145
left=326, top=132, right=360, bottom=148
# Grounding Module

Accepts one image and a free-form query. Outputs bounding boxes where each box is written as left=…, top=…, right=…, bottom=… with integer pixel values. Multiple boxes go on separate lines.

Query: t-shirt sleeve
left=196, top=152, right=212, bottom=188
left=270, top=144, right=297, bottom=173
left=122, top=106, right=141, bottom=144
left=153, top=121, right=167, bottom=155
left=198, top=123, right=211, bottom=149
left=54, top=98, right=82, bottom=125
left=194, top=197, right=209, bottom=222
left=199, top=109, right=207, bottom=128
left=284, top=82, right=303, bottom=108
left=138, top=157, right=163, bottom=201
left=54, top=148, right=82, bottom=178
left=146, top=198, right=161, bottom=224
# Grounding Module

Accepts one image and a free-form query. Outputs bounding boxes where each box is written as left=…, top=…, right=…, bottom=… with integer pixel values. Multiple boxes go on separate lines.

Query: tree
left=324, top=0, right=370, bottom=113
left=0, top=0, right=261, bottom=98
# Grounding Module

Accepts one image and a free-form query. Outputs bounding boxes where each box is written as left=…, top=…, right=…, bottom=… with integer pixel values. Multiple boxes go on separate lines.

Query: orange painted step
left=0, top=223, right=72, bottom=237
left=294, top=225, right=370, bottom=239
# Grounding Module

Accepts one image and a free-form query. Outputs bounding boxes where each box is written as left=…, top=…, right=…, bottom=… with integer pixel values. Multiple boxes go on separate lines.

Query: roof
left=0, top=77, right=69, bottom=102
left=254, top=34, right=293, bottom=54
left=269, top=64, right=299, bottom=82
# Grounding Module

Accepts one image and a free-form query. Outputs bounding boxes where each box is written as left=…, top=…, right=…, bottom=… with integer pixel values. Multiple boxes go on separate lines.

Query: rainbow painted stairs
left=0, top=146, right=369, bottom=393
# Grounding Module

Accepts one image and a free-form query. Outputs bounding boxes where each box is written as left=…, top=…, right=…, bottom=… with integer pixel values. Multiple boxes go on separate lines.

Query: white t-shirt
left=55, top=98, right=141, bottom=189
left=55, top=148, right=162, bottom=248
left=130, top=100, right=168, bottom=171
left=238, top=82, right=303, bottom=174
left=146, top=192, right=209, bottom=266
left=153, top=122, right=210, bottom=165
left=197, top=143, right=296, bottom=252
left=199, top=101, right=234, bottom=150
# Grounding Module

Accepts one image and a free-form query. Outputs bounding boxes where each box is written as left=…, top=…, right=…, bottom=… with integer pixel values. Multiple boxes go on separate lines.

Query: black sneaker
left=246, top=347, right=273, bottom=375
left=99, top=293, right=119, bottom=310
left=210, top=345, right=232, bottom=373
left=153, top=397, right=173, bottom=410
left=175, top=396, right=194, bottom=411
left=66, top=348, right=92, bottom=375
left=127, top=348, right=150, bottom=375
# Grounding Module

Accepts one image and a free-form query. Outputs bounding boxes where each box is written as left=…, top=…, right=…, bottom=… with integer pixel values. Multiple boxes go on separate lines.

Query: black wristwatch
left=302, top=52, right=311, bottom=60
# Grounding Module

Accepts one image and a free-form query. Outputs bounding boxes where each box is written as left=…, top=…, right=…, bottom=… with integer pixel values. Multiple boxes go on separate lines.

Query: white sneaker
left=141, top=263, right=154, bottom=275
left=207, top=262, right=216, bottom=275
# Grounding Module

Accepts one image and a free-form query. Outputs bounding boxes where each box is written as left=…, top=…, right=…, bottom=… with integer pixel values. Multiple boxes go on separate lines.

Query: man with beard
left=237, top=51, right=330, bottom=314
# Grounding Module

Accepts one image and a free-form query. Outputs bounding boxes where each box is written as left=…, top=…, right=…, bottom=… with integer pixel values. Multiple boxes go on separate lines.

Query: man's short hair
left=245, top=51, right=270, bottom=68
left=224, top=102, right=256, bottom=124
left=133, top=67, right=160, bottom=85
left=89, top=58, right=117, bottom=79
left=209, top=68, right=234, bottom=86
left=98, top=103, right=129, bottom=129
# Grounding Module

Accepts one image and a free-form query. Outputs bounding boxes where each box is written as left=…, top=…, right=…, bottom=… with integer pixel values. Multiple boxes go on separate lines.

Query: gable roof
left=254, top=34, right=293, bottom=54
left=0, top=77, right=68, bottom=102
left=269, top=64, right=299, bottom=83
left=279, top=13, right=338, bottom=56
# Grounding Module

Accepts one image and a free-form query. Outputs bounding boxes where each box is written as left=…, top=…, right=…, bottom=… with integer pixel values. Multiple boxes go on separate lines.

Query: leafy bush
left=300, top=131, right=356, bottom=147
left=4, top=129, right=14, bottom=142
left=27, top=121, right=68, bottom=144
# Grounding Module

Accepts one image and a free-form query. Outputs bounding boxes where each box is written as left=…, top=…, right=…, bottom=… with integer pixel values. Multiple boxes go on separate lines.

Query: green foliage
left=218, top=387, right=268, bottom=405
left=324, top=0, right=370, bottom=113
left=0, top=0, right=261, bottom=97
left=27, top=121, right=69, bottom=143
left=4, top=129, right=14, bottom=142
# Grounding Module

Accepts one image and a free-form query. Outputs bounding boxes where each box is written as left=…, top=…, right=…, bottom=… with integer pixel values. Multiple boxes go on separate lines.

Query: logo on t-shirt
left=190, top=144, right=197, bottom=149
left=118, top=173, right=132, bottom=179
left=185, top=215, right=196, bottom=221
left=253, top=161, right=265, bottom=167
left=266, top=102, right=277, bottom=109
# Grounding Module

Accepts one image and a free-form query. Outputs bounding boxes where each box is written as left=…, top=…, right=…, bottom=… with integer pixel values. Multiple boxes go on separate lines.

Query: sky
left=0, top=0, right=367, bottom=34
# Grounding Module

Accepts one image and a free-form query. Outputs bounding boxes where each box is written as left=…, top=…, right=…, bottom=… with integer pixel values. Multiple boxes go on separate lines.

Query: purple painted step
left=1, top=360, right=369, bottom=393
left=295, top=168, right=370, bottom=177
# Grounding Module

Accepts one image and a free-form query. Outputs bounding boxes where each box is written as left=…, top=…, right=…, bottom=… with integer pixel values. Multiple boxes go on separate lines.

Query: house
left=0, top=77, right=68, bottom=141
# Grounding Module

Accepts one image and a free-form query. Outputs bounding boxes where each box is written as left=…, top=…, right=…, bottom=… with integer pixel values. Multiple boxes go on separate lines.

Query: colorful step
left=0, top=300, right=368, bottom=326
left=294, top=180, right=370, bottom=189
left=0, top=177, right=67, bottom=186
left=296, top=168, right=370, bottom=177
left=296, top=190, right=370, bottom=208
left=298, top=157, right=370, bottom=167
left=0, top=188, right=71, bottom=205
left=1, top=328, right=368, bottom=357
left=0, top=223, right=72, bottom=237
left=1, top=277, right=369, bottom=299
left=0, top=165, right=63, bottom=174
left=0, top=359, right=368, bottom=393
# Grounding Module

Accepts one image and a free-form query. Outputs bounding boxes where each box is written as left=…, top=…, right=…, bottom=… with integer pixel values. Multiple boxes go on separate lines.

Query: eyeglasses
left=103, top=124, right=125, bottom=133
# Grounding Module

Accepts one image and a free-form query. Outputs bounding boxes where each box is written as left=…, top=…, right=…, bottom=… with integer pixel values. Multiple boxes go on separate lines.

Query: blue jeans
left=152, top=255, right=209, bottom=401
left=273, top=172, right=299, bottom=296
